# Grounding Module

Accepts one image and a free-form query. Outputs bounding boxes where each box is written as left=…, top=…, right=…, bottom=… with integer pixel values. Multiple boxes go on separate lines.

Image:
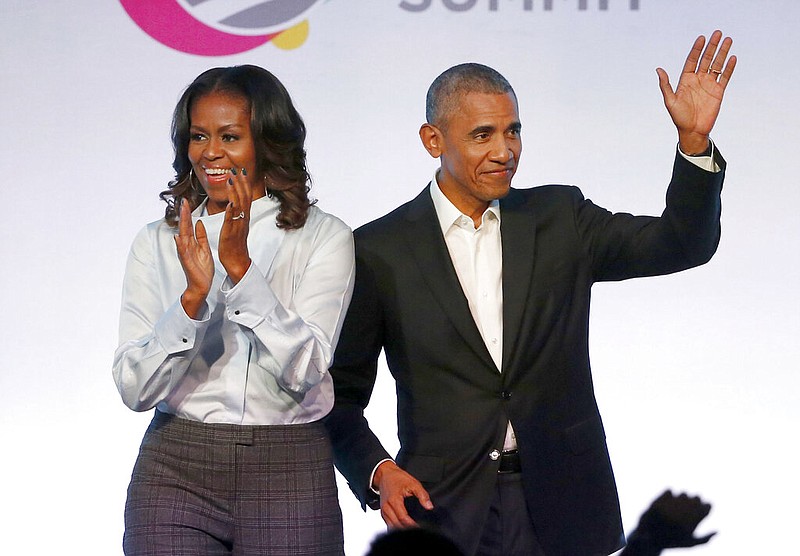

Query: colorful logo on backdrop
left=398, top=0, right=640, bottom=11
left=120, top=0, right=327, bottom=56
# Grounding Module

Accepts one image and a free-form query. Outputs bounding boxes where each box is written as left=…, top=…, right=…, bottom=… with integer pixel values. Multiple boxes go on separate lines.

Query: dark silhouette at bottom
left=366, top=527, right=465, bottom=556
left=364, top=490, right=713, bottom=556
left=621, top=490, right=716, bottom=556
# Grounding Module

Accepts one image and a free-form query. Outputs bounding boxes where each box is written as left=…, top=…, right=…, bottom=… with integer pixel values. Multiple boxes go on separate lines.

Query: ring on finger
left=232, top=211, right=246, bottom=220
left=710, top=69, right=722, bottom=75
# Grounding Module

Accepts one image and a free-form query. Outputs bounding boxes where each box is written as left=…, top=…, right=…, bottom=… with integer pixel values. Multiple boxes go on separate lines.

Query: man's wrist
left=370, top=458, right=394, bottom=494
left=678, top=132, right=711, bottom=156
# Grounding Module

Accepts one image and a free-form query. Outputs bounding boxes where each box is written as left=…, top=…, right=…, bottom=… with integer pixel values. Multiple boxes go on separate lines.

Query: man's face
left=421, top=91, right=521, bottom=219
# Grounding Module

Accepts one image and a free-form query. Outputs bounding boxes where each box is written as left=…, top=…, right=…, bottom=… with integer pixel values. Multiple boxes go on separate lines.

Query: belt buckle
left=497, top=449, right=521, bottom=474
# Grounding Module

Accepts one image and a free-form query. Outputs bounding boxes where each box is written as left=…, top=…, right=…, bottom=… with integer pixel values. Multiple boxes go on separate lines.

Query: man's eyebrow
left=467, top=122, right=522, bottom=135
left=469, top=125, right=496, bottom=135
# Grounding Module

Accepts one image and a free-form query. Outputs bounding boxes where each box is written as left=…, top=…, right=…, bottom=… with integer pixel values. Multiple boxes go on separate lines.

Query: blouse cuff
left=155, top=298, right=209, bottom=353
left=222, top=262, right=278, bottom=329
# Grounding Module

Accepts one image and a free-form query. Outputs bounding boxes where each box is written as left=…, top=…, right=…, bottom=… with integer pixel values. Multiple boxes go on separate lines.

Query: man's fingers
left=409, top=483, right=434, bottom=510
left=655, top=68, right=674, bottom=105
left=709, top=36, right=733, bottom=73
left=380, top=504, right=402, bottom=529
left=718, top=55, right=737, bottom=89
left=697, top=30, right=722, bottom=73
left=682, top=35, right=706, bottom=74
left=396, top=509, right=419, bottom=527
left=376, top=463, right=433, bottom=529
left=381, top=496, right=418, bottom=529
left=380, top=483, right=432, bottom=529
left=706, top=35, right=735, bottom=92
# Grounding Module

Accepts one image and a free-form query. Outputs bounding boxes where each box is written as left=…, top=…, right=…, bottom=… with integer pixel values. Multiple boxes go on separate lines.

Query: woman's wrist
left=181, top=289, right=209, bottom=319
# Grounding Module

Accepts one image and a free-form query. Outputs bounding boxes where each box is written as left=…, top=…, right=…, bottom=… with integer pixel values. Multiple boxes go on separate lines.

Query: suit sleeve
left=323, top=239, right=392, bottom=510
left=576, top=149, right=725, bottom=282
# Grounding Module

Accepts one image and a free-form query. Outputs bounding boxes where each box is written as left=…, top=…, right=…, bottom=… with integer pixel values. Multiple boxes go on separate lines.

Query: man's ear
left=419, top=123, right=443, bottom=158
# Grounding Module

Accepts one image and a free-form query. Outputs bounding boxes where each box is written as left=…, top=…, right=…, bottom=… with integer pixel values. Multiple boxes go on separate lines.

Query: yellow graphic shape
left=272, top=20, right=309, bottom=50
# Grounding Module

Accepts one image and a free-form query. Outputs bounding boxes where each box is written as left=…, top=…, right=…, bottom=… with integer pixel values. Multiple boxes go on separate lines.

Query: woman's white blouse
left=113, top=195, right=355, bottom=425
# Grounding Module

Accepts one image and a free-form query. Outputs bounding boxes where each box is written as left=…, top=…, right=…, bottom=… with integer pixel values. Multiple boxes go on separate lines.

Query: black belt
left=497, top=449, right=521, bottom=474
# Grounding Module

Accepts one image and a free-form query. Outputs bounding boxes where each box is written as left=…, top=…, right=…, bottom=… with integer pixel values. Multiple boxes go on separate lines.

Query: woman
left=113, top=65, right=353, bottom=555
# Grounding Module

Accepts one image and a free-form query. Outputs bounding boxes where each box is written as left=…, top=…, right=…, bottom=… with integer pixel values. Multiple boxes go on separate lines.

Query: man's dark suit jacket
left=325, top=152, right=724, bottom=556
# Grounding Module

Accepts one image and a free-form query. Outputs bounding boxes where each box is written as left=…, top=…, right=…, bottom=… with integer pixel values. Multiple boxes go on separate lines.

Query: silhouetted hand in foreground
left=621, top=490, right=716, bottom=556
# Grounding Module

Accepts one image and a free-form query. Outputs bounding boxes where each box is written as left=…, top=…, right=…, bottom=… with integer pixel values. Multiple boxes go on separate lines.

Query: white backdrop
left=1, top=1, right=798, bottom=554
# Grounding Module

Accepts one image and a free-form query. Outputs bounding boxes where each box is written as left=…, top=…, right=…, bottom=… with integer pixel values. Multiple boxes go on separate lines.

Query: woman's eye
left=190, top=133, right=205, bottom=142
left=222, top=134, right=238, bottom=142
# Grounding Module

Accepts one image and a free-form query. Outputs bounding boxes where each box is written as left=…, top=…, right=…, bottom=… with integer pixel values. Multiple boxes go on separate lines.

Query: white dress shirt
left=429, top=177, right=519, bottom=451
left=113, top=194, right=355, bottom=425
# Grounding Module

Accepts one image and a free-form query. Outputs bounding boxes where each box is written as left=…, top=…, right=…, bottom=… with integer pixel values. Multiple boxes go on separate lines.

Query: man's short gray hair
left=426, top=63, right=516, bottom=129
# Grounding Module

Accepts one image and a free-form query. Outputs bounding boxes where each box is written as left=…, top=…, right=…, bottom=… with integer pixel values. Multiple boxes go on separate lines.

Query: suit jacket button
left=501, top=391, right=512, bottom=400
left=489, top=449, right=501, bottom=461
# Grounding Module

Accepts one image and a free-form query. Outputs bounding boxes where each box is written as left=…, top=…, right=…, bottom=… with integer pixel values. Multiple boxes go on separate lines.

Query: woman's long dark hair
left=161, top=65, right=313, bottom=229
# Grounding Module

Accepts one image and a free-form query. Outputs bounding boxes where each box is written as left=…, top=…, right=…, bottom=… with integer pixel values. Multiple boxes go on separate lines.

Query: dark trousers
left=123, top=411, right=344, bottom=556
left=476, top=473, right=546, bottom=556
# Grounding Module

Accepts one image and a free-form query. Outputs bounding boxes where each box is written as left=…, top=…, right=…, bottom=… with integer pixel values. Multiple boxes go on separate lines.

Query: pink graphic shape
left=120, top=0, right=277, bottom=56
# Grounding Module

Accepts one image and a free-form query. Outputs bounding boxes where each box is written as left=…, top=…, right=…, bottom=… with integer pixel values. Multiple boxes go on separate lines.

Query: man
left=325, top=31, right=735, bottom=556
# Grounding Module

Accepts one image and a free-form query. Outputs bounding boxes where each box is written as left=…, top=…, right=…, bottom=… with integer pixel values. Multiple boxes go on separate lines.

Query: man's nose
left=489, top=137, right=513, bottom=163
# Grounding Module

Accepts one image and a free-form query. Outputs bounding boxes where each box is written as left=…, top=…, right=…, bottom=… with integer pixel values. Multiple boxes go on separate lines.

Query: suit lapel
left=499, top=188, right=537, bottom=375
left=402, top=186, right=497, bottom=371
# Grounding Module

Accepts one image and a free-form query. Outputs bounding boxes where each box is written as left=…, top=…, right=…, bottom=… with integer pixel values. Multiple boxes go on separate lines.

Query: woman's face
left=188, top=91, right=265, bottom=215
